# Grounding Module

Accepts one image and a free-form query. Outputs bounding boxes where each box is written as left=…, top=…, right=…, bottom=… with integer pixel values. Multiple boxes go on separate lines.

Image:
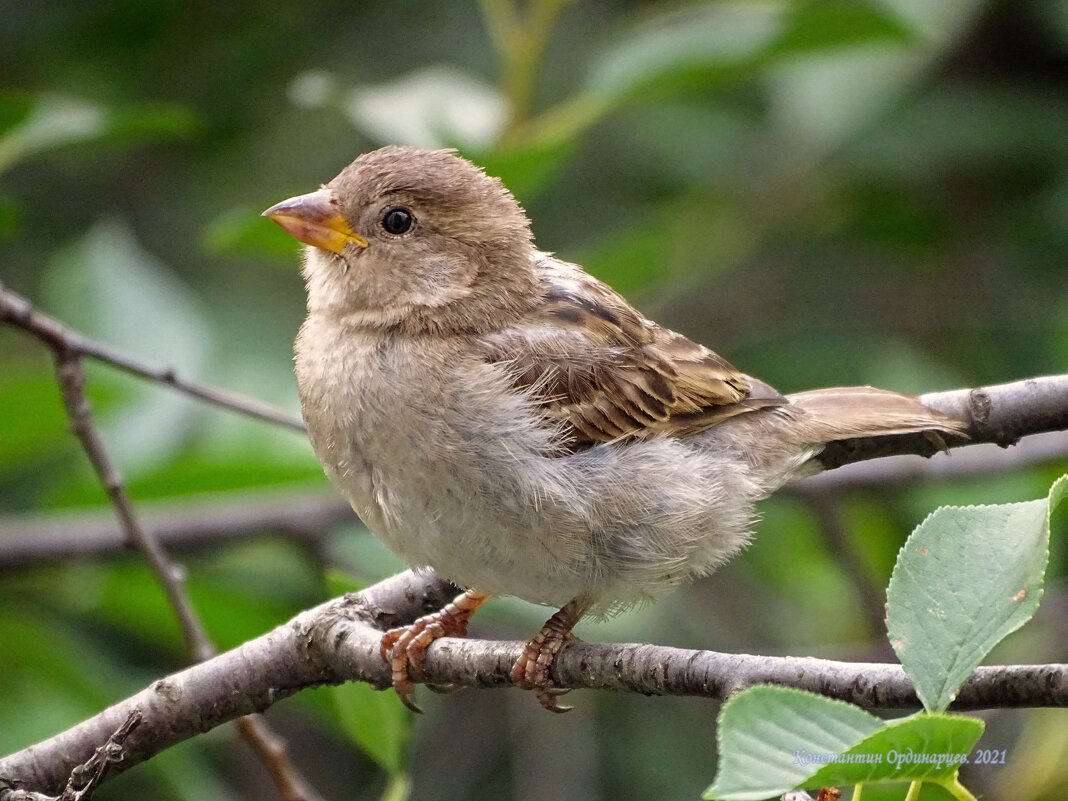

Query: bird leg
left=510, top=598, right=587, bottom=712
left=380, top=589, right=489, bottom=712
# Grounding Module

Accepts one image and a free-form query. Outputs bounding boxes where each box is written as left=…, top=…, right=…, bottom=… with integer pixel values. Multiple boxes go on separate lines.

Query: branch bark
left=1, top=570, right=1064, bottom=797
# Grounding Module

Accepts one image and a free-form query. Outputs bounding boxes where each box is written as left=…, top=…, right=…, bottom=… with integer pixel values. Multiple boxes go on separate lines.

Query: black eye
left=381, top=207, right=414, bottom=235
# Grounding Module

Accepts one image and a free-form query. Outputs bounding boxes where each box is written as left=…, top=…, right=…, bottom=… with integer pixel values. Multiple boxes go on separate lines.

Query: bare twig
left=0, top=383, right=1063, bottom=568
left=235, top=716, right=328, bottom=801
left=794, top=430, right=1068, bottom=496
left=0, top=284, right=305, bottom=432
left=1, top=710, right=142, bottom=801
left=3, top=284, right=1067, bottom=799
left=0, top=571, right=1063, bottom=797
left=52, top=349, right=215, bottom=661
left=2, top=285, right=324, bottom=801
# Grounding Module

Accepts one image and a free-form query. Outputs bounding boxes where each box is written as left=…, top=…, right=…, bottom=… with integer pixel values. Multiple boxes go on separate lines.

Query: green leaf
left=770, top=1, right=916, bottom=55
left=0, top=93, right=194, bottom=174
left=587, top=4, right=784, bottom=102
left=705, top=686, right=987, bottom=800
left=806, top=713, right=983, bottom=788
left=704, top=685, right=883, bottom=800
left=331, top=680, right=411, bottom=775
left=0, top=94, right=107, bottom=173
left=587, top=2, right=913, bottom=104
left=202, top=204, right=307, bottom=259
left=887, top=476, right=1064, bottom=712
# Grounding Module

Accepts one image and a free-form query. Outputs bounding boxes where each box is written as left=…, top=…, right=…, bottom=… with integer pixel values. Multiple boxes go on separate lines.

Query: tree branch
left=52, top=345, right=214, bottom=662
left=3, top=287, right=1067, bottom=798
left=0, top=283, right=305, bottom=432
left=1, top=570, right=1065, bottom=797
left=1, top=285, right=325, bottom=801
left=0, top=489, right=352, bottom=567
left=792, top=430, right=1068, bottom=497
left=0, top=388, right=1063, bottom=568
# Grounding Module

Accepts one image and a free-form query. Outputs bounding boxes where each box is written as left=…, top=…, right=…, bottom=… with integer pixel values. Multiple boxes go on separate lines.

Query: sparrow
left=264, top=145, right=966, bottom=711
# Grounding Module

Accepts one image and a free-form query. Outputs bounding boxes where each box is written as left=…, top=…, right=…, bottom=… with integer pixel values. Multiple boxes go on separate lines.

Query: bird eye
left=381, top=207, right=414, bottom=235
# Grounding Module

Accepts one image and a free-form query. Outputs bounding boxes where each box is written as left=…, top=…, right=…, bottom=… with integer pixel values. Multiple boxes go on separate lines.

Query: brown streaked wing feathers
left=480, top=257, right=787, bottom=452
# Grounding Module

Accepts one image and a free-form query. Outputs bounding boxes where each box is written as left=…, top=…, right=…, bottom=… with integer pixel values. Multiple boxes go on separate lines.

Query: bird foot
left=379, top=589, right=489, bottom=712
left=509, top=601, right=584, bottom=712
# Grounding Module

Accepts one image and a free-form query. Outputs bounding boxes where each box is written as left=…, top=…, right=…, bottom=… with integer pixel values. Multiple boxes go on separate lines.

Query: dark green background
left=2, top=2, right=1066, bottom=799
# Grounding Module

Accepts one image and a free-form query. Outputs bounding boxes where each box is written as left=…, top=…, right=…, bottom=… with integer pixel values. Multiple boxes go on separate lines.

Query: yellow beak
left=263, top=188, right=368, bottom=253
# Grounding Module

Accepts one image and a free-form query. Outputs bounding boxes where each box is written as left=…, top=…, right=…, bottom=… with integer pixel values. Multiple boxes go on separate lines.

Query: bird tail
left=701, top=385, right=968, bottom=494
left=783, top=386, right=968, bottom=443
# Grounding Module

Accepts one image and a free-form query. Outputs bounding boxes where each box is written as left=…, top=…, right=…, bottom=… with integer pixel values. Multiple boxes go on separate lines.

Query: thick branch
left=793, top=430, right=1068, bottom=496
left=0, top=572, right=454, bottom=797
left=2, top=571, right=1064, bottom=797
left=3, top=289, right=1067, bottom=797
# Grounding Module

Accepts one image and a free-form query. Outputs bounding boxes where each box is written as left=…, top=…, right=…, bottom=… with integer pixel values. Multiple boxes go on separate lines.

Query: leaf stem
left=479, top=0, right=572, bottom=141
left=939, top=776, right=979, bottom=801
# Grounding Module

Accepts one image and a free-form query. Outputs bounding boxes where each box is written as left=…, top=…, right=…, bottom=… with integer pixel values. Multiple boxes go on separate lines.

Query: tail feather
left=784, top=386, right=968, bottom=443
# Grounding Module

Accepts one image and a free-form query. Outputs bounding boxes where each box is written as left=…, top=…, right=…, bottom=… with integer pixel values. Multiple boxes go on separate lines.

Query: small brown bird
left=265, top=146, right=965, bottom=711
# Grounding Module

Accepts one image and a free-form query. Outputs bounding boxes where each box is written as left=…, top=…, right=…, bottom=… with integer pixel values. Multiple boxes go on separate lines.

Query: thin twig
left=62, top=711, right=142, bottom=801
left=0, top=284, right=305, bottom=432
left=2, top=285, right=324, bottom=800
left=812, top=375, right=1068, bottom=470
left=51, top=349, right=215, bottom=660
left=0, top=710, right=143, bottom=801
left=3, top=284, right=1067, bottom=798
left=235, top=716, right=328, bottom=801
left=794, top=430, right=1068, bottom=496
left=2, top=433, right=1063, bottom=569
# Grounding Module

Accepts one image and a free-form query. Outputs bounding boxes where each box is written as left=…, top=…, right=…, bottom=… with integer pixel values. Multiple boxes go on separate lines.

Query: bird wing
left=478, top=256, right=786, bottom=452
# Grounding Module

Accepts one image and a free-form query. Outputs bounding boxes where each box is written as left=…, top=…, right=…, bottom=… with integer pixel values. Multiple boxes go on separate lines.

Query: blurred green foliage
left=1, top=1, right=1066, bottom=800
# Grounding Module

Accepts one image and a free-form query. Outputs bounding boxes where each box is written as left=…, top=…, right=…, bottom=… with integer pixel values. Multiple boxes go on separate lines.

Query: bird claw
left=425, top=682, right=462, bottom=695
left=378, top=590, right=488, bottom=711
left=536, top=686, right=574, bottom=713
left=510, top=600, right=584, bottom=712
left=397, top=688, right=424, bottom=714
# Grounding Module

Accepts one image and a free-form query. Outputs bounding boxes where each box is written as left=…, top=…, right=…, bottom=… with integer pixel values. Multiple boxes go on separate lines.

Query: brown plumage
left=265, top=145, right=968, bottom=712
left=480, top=253, right=785, bottom=450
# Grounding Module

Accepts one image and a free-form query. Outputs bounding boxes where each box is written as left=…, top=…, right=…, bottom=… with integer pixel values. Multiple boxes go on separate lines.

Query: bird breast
left=294, top=313, right=762, bottom=613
